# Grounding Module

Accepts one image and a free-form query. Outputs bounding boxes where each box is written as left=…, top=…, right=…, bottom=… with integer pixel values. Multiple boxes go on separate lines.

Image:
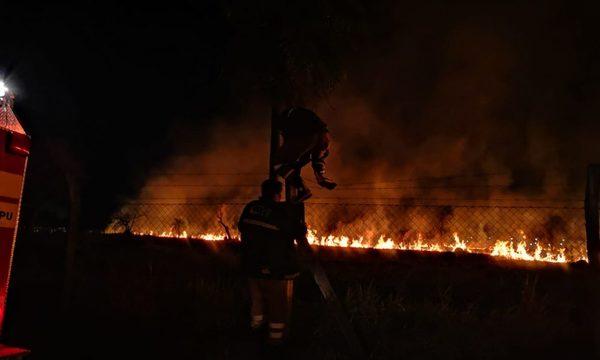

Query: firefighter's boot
left=315, top=172, right=337, bottom=190
left=291, top=175, right=312, bottom=202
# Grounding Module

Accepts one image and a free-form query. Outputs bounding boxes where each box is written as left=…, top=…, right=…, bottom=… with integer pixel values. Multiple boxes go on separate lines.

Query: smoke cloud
left=134, top=0, right=599, bottom=205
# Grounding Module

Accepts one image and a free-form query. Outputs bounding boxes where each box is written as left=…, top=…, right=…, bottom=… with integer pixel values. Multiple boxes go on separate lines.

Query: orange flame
left=123, top=227, right=583, bottom=264
left=136, top=230, right=224, bottom=241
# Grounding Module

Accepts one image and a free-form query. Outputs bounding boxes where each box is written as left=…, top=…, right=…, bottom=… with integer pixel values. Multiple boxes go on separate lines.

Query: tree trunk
left=586, top=164, right=600, bottom=267
left=585, top=164, right=600, bottom=358
left=269, top=103, right=282, bottom=179
left=62, top=173, right=81, bottom=313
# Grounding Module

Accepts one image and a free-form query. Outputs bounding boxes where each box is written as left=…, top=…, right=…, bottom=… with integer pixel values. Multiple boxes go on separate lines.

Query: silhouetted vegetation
left=4, top=233, right=593, bottom=359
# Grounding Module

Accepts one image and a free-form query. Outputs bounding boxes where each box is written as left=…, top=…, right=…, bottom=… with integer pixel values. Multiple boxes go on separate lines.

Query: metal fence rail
left=106, top=200, right=587, bottom=262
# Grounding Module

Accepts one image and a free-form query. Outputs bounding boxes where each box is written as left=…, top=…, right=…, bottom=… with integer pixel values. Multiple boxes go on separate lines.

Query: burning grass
left=106, top=202, right=588, bottom=264
left=120, top=228, right=583, bottom=264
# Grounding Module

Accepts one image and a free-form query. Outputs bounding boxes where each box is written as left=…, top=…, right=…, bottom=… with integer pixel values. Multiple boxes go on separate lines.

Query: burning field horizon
left=106, top=200, right=588, bottom=264
left=102, top=88, right=594, bottom=267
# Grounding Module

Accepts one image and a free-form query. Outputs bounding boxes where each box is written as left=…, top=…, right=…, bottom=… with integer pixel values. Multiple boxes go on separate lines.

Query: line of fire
left=107, top=202, right=589, bottom=264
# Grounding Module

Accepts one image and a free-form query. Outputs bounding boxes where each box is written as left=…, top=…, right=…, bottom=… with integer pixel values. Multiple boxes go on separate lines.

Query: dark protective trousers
left=248, top=278, right=294, bottom=344
left=273, top=131, right=330, bottom=175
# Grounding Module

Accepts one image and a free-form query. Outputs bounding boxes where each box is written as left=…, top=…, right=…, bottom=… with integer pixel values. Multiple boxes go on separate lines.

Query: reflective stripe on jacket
left=238, top=199, right=303, bottom=279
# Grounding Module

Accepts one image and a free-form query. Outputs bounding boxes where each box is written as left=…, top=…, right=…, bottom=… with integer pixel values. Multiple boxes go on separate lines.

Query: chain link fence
left=106, top=200, right=587, bottom=263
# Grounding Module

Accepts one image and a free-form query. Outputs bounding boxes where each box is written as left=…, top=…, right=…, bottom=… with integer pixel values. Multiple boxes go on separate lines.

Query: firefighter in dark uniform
left=272, top=107, right=337, bottom=201
left=238, top=179, right=305, bottom=345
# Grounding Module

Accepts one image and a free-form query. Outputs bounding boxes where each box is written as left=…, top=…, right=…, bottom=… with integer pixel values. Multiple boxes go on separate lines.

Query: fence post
left=269, top=105, right=281, bottom=180
left=270, top=106, right=366, bottom=357
left=585, top=164, right=600, bottom=267
left=584, top=164, right=600, bottom=358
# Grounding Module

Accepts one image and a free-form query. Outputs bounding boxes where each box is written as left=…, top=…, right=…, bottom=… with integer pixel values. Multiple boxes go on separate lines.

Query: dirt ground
left=2, top=233, right=597, bottom=359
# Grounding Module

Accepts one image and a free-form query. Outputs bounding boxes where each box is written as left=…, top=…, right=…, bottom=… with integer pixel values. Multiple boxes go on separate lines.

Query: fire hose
left=287, top=177, right=368, bottom=359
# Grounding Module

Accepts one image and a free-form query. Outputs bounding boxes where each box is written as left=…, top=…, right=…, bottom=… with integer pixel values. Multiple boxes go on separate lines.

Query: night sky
left=2, top=1, right=600, bottom=229
left=2, top=1, right=233, bottom=228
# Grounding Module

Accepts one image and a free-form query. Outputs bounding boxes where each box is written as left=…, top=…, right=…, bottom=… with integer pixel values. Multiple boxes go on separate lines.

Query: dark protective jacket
left=279, top=107, right=328, bottom=138
left=238, top=198, right=304, bottom=279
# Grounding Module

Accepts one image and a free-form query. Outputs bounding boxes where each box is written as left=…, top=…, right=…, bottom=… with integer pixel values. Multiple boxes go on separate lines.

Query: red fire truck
left=0, top=81, right=30, bottom=359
